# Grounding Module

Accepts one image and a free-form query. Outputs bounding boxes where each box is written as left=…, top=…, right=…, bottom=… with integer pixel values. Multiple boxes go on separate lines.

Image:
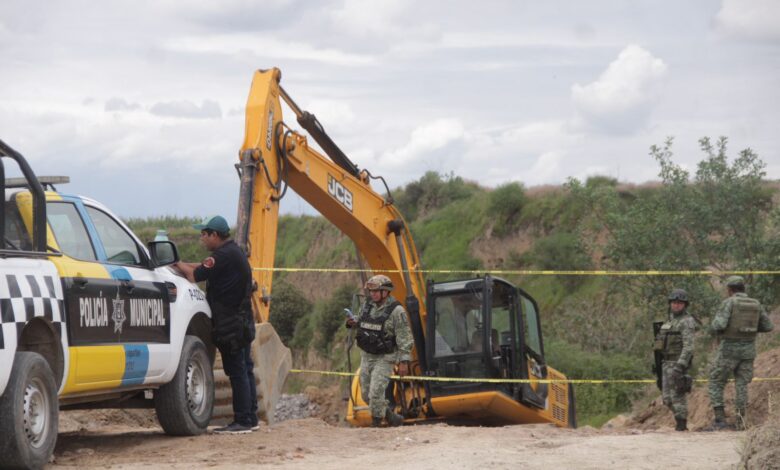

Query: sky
left=1, top=0, right=778, bottom=222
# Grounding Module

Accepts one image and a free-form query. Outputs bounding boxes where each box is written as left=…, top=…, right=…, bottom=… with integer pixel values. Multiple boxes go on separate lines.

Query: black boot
left=674, top=417, right=687, bottom=431
left=371, top=417, right=383, bottom=428
left=712, top=406, right=728, bottom=430
left=385, top=407, right=404, bottom=427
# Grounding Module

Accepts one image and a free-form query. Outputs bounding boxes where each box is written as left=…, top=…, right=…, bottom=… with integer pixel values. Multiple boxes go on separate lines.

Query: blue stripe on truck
left=121, top=344, right=149, bottom=386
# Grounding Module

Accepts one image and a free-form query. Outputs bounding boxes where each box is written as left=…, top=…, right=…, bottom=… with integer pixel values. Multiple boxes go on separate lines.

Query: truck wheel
left=0, top=352, right=59, bottom=469
left=155, top=335, right=214, bottom=436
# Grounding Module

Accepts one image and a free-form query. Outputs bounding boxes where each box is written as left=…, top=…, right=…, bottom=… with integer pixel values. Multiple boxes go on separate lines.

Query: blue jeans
left=219, top=342, right=258, bottom=426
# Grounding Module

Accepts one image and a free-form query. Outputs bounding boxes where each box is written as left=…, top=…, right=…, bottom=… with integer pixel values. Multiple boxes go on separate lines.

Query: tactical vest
left=356, top=300, right=401, bottom=355
left=654, top=321, right=684, bottom=361
left=722, top=296, right=761, bottom=340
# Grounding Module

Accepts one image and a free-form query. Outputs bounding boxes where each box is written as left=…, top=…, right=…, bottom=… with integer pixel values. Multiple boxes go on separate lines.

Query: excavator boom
left=236, top=69, right=425, bottom=326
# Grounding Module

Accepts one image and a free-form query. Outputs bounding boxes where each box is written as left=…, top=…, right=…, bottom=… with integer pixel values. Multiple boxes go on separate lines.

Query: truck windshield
left=432, top=290, right=483, bottom=357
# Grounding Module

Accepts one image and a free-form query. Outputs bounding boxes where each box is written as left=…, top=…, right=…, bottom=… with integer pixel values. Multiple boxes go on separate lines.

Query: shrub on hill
left=393, top=171, right=480, bottom=222
left=269, top=281, right=313, bottom=345
left=488, top=182, right=526, bottom=237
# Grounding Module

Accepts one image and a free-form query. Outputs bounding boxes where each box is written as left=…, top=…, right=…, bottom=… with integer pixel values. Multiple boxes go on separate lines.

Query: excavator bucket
left=211, top=323, right=292, bottom=425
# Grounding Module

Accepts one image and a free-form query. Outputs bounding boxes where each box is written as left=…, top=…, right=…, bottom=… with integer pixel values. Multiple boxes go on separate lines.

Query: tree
left=268, top=281, right=313, bottom=345
left=569, top=136, right=779, bottom=326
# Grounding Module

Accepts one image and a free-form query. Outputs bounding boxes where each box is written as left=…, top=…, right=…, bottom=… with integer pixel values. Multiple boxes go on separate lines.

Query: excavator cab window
left=521, top=295, right=543, bottom=357
left=515, top=289, right=549, bottom=409
left=426, top=276, right=527, bottom=400
left=425, top=276, right=552, bottom=412
left=432, top=291, right=483, bottom=357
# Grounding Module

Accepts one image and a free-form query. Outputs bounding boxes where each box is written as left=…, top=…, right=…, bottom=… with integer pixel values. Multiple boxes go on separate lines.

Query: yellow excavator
left=230, top=67, right=575, bottom=428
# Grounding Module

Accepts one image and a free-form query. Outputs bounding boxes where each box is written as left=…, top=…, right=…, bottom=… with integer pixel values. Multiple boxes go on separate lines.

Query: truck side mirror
left=149, top=240, right=179, bottom=267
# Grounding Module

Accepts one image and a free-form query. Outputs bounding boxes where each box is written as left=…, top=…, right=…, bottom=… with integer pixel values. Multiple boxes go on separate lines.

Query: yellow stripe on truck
left=61, top=346, right=125, bottom=394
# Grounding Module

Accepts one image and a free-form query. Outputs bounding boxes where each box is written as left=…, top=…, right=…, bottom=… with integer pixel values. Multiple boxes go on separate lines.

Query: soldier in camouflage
left=655, top=288, right=696, bottom=431
left=346, top=274, right=414, bottom=427
left=707, top=276, right=774, bottom=430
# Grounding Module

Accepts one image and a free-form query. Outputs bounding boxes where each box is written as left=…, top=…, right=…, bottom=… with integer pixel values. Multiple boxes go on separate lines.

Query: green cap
left=725, top=275, right=745, bottom=287
left=193, top=215, right=230, bottom=234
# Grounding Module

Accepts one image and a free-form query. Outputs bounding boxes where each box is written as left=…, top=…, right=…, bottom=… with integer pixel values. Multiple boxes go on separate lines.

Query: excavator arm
left=235, top=68, right=427, bottom=350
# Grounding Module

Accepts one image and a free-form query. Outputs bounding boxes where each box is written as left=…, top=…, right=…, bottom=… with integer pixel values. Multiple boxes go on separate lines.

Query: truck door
left=44, top=198, right=169, bottom=393
left=82, top=205, right=171, bottom=382
left=45, top=198, right=125, bottom=392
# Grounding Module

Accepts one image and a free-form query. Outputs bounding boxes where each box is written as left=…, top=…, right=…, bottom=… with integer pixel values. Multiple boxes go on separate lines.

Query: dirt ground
left=51, top=415, right=744, bottom=469
left=48, top=346, right=780, bottom=469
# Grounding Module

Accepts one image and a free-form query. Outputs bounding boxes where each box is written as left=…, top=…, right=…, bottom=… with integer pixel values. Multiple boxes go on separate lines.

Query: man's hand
left=345, top=318, right=357, bottom=329
left=673, top=363, right=685, bottom=375
left=173, top=261, right=199, bottom=283
left=396, top=361, right=410, bottom=377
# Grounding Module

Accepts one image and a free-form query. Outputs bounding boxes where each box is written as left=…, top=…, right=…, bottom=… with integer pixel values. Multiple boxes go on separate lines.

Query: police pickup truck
left=0, top=141, right=215, bottom=469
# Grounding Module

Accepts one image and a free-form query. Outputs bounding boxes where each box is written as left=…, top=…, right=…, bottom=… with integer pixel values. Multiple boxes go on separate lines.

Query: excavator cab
left=424, top=275, right=572, bottom=425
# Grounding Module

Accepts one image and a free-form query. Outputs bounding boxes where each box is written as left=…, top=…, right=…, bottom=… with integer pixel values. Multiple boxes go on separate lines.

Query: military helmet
left=726, top=275, right=745, bottom=288
left=668, top=288, right=689, bottom=304
left=365, top=274, right=393, bottom=292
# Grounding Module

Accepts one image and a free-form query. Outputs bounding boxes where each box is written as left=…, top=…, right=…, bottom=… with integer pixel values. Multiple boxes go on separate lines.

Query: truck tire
left=155, top=335, right=214, bottom=436
left=0, top=352, right=59, bottom=470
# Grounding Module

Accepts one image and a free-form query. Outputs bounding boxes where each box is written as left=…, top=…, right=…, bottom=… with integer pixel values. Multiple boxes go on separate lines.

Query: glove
left=345, top=318, right=356, bottom=329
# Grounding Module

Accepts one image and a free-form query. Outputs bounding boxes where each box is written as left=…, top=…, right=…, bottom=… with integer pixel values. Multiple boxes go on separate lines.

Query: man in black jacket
left=175, top=215, right=257, bottom=434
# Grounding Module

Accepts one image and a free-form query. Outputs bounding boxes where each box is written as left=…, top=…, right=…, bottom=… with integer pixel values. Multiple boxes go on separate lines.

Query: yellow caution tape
left=256, top=267, right=780, bottom=276
left=289, top=369, right=780, bottom=384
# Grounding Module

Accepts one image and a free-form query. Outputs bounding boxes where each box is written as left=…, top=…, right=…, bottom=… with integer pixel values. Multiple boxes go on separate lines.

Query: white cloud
left=440, top=31, right=613, bottom=50
left=715, top=0, right=780, bottom=41
left=330, top=0, right=412, bottom=37
left=571, top=44, right=667, bottom=135
left=381, top=119, right=466, bottom=170
left=104, top=97, right=140, bottom=112
left=528, top=151, right=564, bottom=184
left=497, top=121, right=572, bottom=148
left=163, top=33, right=377, bottom=66
left=304, top=99, right=355, bottom=133
left=149, top=100, right=222, bottom=119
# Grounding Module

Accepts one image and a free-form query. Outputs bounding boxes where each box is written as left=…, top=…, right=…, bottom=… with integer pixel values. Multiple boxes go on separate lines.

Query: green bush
left=526, top=232, right=591, bottom=271
left=315, top=284, right=357, bottom=353
left=290, top=311, right=315, bottom=351
left=269, top=282, right=313, bottom=345
left=488, top=182, right=526, bottom=237
left=393, top=171, right=480, bottom=222
left=584, top=175, right=618, bottom=189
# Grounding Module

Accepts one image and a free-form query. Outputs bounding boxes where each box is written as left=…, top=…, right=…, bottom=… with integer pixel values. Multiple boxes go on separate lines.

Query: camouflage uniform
left=357, top=294, right=414, bottom=420
left=708, top=284, right=774, bottom=424
left=658, top=311, right=696, bottom=420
